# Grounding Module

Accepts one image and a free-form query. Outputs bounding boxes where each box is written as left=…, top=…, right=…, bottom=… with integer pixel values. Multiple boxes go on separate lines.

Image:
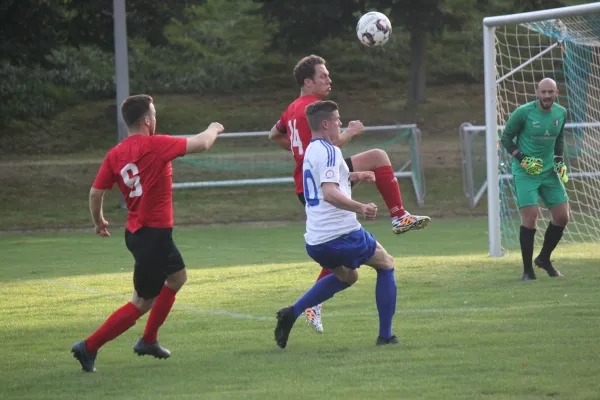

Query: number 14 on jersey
left=288, top=119, right=304, bottom=156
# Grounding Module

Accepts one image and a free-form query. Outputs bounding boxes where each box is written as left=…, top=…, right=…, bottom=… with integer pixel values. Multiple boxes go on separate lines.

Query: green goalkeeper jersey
left=501, top=100, right=567, bottom=176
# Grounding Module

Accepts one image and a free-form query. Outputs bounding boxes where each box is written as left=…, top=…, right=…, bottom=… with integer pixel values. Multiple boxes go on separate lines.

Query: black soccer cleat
left=376, top=335, right=402, bottom=346
left=71, top=340, right=97, bottom=372
left=534, top=256, right=563, bottom=277
left=133, top=338, right=171, bottom=359
left=274, top=306, right=297, bottom=349
left=522, top=272, right=537, bottom=281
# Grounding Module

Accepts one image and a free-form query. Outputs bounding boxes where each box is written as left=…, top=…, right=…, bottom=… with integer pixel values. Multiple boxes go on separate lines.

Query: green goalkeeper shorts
left=513, top=171, right=568, bottom=209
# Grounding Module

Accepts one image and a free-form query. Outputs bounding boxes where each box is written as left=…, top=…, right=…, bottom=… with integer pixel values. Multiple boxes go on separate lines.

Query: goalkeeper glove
left=515, top=152, right=543, bottom=175
left=554, top=156, right=568, bottom=183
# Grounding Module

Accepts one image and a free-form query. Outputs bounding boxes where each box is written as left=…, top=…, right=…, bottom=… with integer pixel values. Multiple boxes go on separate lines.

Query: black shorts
left=125, top=227, right=185, bottom=300
left=297, top=157, right=354, bottom=206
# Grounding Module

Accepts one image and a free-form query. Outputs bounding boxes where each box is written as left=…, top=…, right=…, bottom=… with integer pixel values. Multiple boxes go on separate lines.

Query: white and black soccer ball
left=356, top=11, right=392, bottom=47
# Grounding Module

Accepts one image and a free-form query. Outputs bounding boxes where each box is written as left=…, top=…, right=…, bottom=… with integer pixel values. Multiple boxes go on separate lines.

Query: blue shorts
left=306, top=227, right=377, bottom=270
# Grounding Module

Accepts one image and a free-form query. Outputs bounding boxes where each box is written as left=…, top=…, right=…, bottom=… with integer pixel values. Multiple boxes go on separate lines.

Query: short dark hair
left=121, top=94, right=153, bottom=128
left=293, top=55, right=326, bottom=87
left=305, top=100, right=339, bottom=132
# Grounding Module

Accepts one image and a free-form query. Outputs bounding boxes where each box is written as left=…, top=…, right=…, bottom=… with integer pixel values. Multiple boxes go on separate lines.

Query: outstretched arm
left=333, top=121, right=364, bottom=148
left=349, top=171, right=376, bottom=183
left=185, top=123, right=225, bottom=155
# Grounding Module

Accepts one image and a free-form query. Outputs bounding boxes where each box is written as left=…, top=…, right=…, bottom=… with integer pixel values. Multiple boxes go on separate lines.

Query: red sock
left=142, top=285, right=177, bottom=344
left=374, top=165, right=406, bottom=218
left=86, top=302, right=142, bottom=353
left=316, top=268, right=332, bottom=282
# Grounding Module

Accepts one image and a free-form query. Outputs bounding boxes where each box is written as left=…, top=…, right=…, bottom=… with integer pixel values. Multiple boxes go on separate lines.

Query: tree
left=258, top=0, right=362, bottom=52
left=0, top=0, right=198, bottom=64
left=370, top=0, right=480, bottom=108
left=259, top=0, right=481, bottom=108
left=0, top=0, right=70, bottom=65
left=66, top=0, right=198, bottom=51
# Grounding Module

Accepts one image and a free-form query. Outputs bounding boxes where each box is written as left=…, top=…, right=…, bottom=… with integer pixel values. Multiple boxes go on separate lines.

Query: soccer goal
left=483, top=3, right=600, bottom=257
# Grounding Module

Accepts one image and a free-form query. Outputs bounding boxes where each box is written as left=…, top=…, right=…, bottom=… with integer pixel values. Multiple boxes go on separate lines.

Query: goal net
left=484, top=4, right=600, bottom=255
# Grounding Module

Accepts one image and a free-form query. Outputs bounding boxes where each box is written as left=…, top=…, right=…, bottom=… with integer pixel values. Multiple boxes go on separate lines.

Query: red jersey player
left=71, top=94, right=224, bottom=372
left=268, top=55, right=431, bottom=333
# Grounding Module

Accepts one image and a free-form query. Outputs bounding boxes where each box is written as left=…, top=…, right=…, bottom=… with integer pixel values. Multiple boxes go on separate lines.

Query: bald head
left=538, top=78, right=557, bottom=91
left=536, top=77, right=558, bottom=110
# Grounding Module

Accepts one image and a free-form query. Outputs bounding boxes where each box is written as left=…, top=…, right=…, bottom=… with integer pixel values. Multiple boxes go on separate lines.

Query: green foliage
left=1, top=0, right=594, bottom=132
left=0, top=61, right=76, bottom=130
left=427, top=22, right=486, bottom=83
left=258, top=0, right=361, bottom=52
left=0, top=0, right=70, bottom=65
left=314, top=32, right=411, bottom=85
left=1, top=0, right=197, bottom=64
left=0, top=0, right=274, bottom=130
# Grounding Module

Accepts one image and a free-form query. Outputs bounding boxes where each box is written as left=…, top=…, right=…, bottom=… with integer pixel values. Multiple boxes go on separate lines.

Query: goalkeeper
left=501, top=77, right=569, bottom=281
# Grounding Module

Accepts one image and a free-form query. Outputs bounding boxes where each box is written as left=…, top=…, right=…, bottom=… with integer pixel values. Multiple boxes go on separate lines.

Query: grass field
left=1, top=219, right=599, bottom=399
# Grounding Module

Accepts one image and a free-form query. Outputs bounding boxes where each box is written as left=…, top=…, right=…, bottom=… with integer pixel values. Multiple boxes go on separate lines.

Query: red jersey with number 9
left=276, top=95, right=320, bottom=194
left=92, top=134, right=187, bottom=233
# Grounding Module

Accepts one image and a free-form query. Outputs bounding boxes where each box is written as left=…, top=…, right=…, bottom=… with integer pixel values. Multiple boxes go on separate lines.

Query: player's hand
left=95, top=219, right=110, bottom=237
left=521, top=156, right=543, bottom=175
left=554, top=160, right=568, bottom=183
left=209, top=122, right=224, bottom=134
left=346, top=120, right=365, bottom=137
left=360, top=202, right=378, bottom=220
left=350, top=171, right=376, bottom=183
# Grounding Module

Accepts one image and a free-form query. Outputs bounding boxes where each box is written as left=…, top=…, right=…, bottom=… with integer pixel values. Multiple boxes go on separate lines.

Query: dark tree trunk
left=407, top=27, right=427, bottom=108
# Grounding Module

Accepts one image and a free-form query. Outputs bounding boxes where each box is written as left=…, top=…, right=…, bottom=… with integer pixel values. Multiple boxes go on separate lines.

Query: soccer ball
left=356, top=12, right=392, bottom=47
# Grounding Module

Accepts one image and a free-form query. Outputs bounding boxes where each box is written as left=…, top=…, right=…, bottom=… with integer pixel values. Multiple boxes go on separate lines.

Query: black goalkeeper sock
left=539, top=223, right=565, bottom=260
left=520, top=226, right=536, bottom=274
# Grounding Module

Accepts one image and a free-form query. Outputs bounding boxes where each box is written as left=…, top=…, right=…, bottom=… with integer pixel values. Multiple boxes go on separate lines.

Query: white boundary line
left=43, top=279, right=576, bottom=321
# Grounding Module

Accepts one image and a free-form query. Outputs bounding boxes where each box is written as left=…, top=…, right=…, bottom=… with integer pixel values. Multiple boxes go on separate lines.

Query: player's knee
left=369, top=148, right=390, bottom=165
left=131, top=295, right=154, bottom=315
left=345, top=272, right=359, bottom=285
left=521, top=214, right=538, bottom=229
left=338, top=269, right=358, bottom=285
left=386, top=253, right=394, bottom=268
left=166, top=268, right=187, bottom=291
left=553, top=213, right=569, bottom=227
left=378, top=257, right=394, bottom=271
left=380, top=250, right=394, bottom=269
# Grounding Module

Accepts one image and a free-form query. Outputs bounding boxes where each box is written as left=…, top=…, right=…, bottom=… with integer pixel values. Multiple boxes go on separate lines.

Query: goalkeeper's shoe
left=305, top=304, right=323, bottom=333
left=534, top=256, right=563, bottom=278
left=392, top=213, right=431, bottom=235
left=554, top=161, right=569, bottom=183
left=521, top=156, right=544, bottom=175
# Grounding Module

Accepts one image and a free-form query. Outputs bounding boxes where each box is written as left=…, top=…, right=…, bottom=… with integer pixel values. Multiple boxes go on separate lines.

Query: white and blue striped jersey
left=302, top=138, right=361, bottom=245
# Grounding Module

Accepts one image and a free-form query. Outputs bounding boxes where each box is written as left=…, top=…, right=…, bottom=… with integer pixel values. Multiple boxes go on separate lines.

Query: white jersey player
left=274, top=100, right=402, bottom=349
left=303, top=138, right=361, bottom=245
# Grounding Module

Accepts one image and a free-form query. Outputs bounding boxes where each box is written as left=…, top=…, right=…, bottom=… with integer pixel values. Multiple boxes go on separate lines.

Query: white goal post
left=483, top=3, right=600, bottom=257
